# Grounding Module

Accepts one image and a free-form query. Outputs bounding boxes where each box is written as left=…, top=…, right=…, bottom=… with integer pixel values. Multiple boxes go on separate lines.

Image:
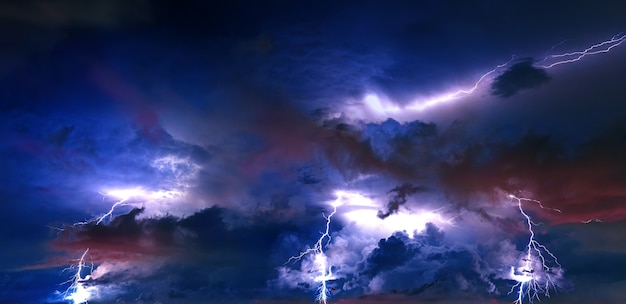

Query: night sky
left=1, top=1, right=626, bottom=303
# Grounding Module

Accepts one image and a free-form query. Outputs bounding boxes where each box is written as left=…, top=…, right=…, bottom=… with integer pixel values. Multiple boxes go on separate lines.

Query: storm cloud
left=2, top=1, right=626, bottom=303
left=490, top=59, right=550, bottom=98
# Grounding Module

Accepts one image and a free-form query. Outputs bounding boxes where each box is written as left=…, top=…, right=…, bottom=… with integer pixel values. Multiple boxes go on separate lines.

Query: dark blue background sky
left=1, top=1, right=626, bottom=303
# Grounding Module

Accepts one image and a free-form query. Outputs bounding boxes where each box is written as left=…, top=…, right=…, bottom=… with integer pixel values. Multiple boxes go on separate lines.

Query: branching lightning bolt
left=507, top=195, right=562, bottom=304
left=287, top=198, right=341, bottom=303
left=57, top=189, right=140, bottom=303
left=61, top=248, right=93, bottom=304
left=93, top=189, right=148, bottom=224
left=537, top=33, right=625, bottom=69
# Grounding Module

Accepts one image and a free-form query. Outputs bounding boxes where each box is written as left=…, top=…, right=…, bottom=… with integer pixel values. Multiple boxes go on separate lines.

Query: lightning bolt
left=358, top=32, right=625, bottom=118
left=287, top=196, right=342, bottom=304
left=507, top=195, right=562, bottom=304
left=94, top=188, right=149, bottom=224
left=56, top=189, right=140, bottom=303
left=537, top=33, right=625, bottom=69
left=95, top=196, right=128, bottom=225
left=406, top=56, right=515, bottom=111
left=361, top=56, right=516, bottom=116
left=61, top=248, right=93, bottom=304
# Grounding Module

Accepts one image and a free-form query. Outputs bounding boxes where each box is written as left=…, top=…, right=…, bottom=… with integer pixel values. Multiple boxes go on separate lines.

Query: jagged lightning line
left=537, top=33, right=625, bottom=69
left=58, top=189, right=139, bottom=303
left=63, top=191, right=134, bottom=228
left=362, top=56, right=515, bottom=116
left=94, top=189, right=146, bottom=224
left=359, top=33, right=625, bottom=117
left=95, top=198, right=127, bottom=225
left=507, top=195, right=562, bottom=304
left=287, top=198, right=340, bottom=304
left=61, top=248, right=93, bottom=304
left=407, top=56, right=515, bottom=111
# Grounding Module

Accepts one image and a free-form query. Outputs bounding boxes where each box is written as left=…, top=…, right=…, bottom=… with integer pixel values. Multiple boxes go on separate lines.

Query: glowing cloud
left=286, top=194, right=343, bottom=303
left=354, top=58, right=513, bottom=119
left=335, top=191, right=456, bottom=238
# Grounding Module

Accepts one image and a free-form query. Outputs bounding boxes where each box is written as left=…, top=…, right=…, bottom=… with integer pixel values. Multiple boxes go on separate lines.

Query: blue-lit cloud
left=2, top=1, right=626, bottom=304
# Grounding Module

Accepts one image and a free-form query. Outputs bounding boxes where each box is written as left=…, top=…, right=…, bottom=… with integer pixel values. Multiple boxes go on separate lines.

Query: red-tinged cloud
left=238, top=100, right=319, bottom=177
left=322, top=122, right=420, bottom=181
left=34, top=206, right=308, bottom=298
left=240, top=102, right=420, bottom=182
left=92, top=66, right=168, bottom=143
left=440, top=128, right=626, bottom=224
left=42, top=208, right=186, bottom=268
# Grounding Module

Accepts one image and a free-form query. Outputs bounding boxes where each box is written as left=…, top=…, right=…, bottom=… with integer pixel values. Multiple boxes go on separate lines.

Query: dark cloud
left=33, top=207, right=314, bottom=301
left=340, top=224, right=513, bottom=299
left=2, top=1, right=626, bottom=303
left=0, top=0, right=152, bottom=28
left=364, top=233, right=414, bottom=275
left=305, top=116, right=626, bottom=225
left=377, top=184, right=426, bottom=219
left=490, top=59, right=550, bottom=98
left=320, top=118, right=441, bottom=183
left=440, top=126, right=626, bottom=224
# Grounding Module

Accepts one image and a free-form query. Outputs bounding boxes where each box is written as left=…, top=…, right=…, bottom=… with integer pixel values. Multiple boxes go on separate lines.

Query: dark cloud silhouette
left=377, top=184, right=426, bottom=219
left=364, top=233, right=414, bottom=275
left=491, top=59, right=550, bottom=98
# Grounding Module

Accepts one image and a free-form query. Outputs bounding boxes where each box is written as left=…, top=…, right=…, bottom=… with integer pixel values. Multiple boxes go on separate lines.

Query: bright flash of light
left=335, top=191, right=457, bottom=238
left=507, top=195, right=563, bottom=304
left=353, top=33, right=624, bottom=121
left=537, top=33, right=625, bottom=69
left=287, top=194, right=347, bottom=304
left=94, top=187, right=181, bottom=224
left=343, top=209, right=456, bottom=238
left=61, top=249, right=94, bottom=304
left=405, top=57, right=514, bottom=111
left=360, top=57, right=514, bottom=117
left=94, top=188, right=145, bottom=225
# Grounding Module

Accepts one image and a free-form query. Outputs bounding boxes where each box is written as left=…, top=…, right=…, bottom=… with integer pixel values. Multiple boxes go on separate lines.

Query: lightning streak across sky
left=94, top=189, right=146, bottom=224
left=507, top=195, right=562, bottom=304
left=406, top=57, right=515, bottom=111
left=58, top=189, right=143, bottom=303
left=363, top=57, right=514, bottom=116
left=287, top=196, right=343, bottom=304
left=61, top=249, right=93, bottom=304
left=359, top=33, right=625, bottom=118
left=537, top=33, right=625, bottom=69
left=95, top=199, right=127, bottom=225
